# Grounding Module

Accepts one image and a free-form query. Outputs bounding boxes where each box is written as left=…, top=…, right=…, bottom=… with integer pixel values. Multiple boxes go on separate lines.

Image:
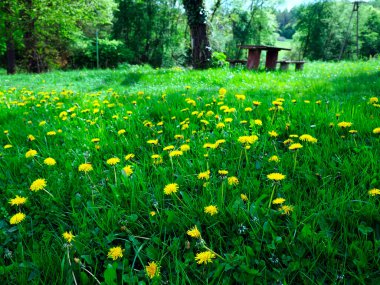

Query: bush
left=211, top=51, right=228, bottom=67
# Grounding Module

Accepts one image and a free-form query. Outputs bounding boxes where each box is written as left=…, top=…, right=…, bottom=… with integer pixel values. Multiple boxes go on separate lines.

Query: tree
left=182, top=0, right=211, bottom=69
left=0, top=0, right=17, bottom=74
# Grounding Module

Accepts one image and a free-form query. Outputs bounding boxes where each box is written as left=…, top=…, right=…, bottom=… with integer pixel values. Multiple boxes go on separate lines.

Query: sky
left=278, top=0, right=312, bottom=10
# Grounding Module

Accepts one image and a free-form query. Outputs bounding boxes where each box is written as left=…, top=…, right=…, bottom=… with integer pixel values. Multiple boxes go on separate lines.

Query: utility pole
left=96, top=29, right=99, bottom=69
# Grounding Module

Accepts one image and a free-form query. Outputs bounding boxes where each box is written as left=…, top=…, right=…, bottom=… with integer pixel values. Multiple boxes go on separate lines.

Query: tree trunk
left=189, top=23, right=211, bottom=69
left=183, top=0, right=211, bottom=69
left=6, top=36, right=16, bottom=75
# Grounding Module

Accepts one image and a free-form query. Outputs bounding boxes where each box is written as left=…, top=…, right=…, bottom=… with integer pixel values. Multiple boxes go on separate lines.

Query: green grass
left=0, top=61, right=380, bottom=284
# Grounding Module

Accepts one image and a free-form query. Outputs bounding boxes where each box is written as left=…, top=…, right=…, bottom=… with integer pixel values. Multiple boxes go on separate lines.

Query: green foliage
left=0, top=61, right=380, bottom=283
left=211, top=51, right=227, bottom=67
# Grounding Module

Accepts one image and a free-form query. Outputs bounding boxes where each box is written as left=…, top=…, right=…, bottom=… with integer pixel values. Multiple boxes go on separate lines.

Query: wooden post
left=265, top=49, right=279, bottom=70
left=247, top=49, right=261, bottom=70
left=279, top=61, right=289, bottom=71
left=295, top=62, right=304, bottom=71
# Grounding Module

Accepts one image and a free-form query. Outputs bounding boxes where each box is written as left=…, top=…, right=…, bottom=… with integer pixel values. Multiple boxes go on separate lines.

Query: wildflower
left=147, top=139, right=158, bottom=145
left=204, top=205, right=218, bottom=216
left=30, top=178, right=47, bottom=192
left=235, top=94, right=246, bottom=100
left=4, top=144, right=12, bottom=149
left=228, top=176, right=239, bottom=186
left=44, top=157, right=56, bottom=166
left=198, top=170, right=210, bottom=180
left=9, top=195, right=27, bottom=206
left=299, top=134, right=318, bottom=143
left=78, top=163, right=93, bottom=172
left=164, top=183, right=179, bottom=195
left=122, top=165, right=133, bottom=177
left=272, top=198, right=286, bottom=205
left=25, top=149, right=38, bottom=158
left=289, top=143, right=303, bottom=150
left=107, top=246, right=123, bottom=260
left=224, top=118, right=233, bottom=123
left=254, top=119, right=262, bottom=126
left=279, top=205, right=294, bottom=215
left=47, top=131, right=56, bottom=136
left=39, top=121, right=46, bottom=126
left=125, top=154, right=135, bottom=161
left=240, top=194, right=248, bottom=202
left=151, top=154, right=163, bottom=165
left=253, top=101, right=261, bottom=106
left=245, top=107, right=253, bottom=112
left=10, top=212, right=26, bottom=225
left=218, top=170, right=228, bottom=176
left=289, top=134, right=298, bottom=138
left=238, top=135, right=258, bottom=145
left=195, top=251, right=216, bottom=264
left=369, top=97, right=378, bottom=104
left=62, top=231, right=75, bottom=243
left=118, top=129, right=126, bottom=135
left=268, top=131, right=278, bottom=137
left=216, top=122, right=225, bottom=129
left=368, top=188, right=380, bottom=196
left=169, top=150, right=183, bottom=157
left=283, top=139, right=293, bottom=145
left=187, top=226, right=201, bottom=238
left=219, top=88, right=227, bottom=96
left=107, top=157, right=120, bottom=166
left=373, top=128, right=380, bottom=134
left=268, top=155, right=280, bottom=162
left=91, top=138, right=100, bottom=143
left=150, top=211, right=156, bottom=217
left=163, top=145, right=175, bottom=151
left=349, top=130, right=358, bottom=134
left=337, top=122, right=352, bottom=128
left=180, top=144, right=190, bottom=152
left=28, top=134, right=36, bottom=141
left=146, top=261, right=159, bottom=279
left=267, top=173, right=286, bottom=181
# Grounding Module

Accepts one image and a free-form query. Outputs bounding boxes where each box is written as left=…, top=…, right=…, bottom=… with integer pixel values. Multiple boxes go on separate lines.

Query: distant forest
left=1, top=0, right=380, bottom=73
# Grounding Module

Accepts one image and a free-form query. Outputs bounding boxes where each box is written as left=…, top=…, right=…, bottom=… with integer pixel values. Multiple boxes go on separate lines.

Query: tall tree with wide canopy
left=182, top=0, right=211, bottom=69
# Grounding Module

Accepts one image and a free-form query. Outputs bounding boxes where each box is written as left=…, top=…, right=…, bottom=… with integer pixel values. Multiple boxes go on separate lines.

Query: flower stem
left=268, top=184, right=277, bottom=209
left=203, top=245, right=226, bottom=261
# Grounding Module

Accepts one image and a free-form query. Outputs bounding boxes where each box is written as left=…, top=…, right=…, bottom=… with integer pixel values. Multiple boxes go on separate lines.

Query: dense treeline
left=1, top=0, right=380, bottom=73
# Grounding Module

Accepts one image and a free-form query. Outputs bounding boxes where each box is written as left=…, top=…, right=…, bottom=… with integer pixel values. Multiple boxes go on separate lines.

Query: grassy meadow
left=1, top=61, right=380, bottom=284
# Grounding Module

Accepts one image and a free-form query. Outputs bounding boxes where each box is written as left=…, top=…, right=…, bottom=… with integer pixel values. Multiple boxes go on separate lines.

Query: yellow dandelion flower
left=163, top=145, right=175, bottom=151
left=238, top=135, right=258, bottom=145
left=369, top=97, right=378, bottom=104
left=240, top=194, right=248, bottom=202
left=272, top=198, right=286, bottom=205
left=147, top=139, right=159, bottom=145
left=150, top=211, right=156, bottom=216
left=10, top=212, right=26, bottom=225
left=198, top=170, right=210, bottom=180
left=4, top=144, right=12, bottom=149
left=39, top=121, right=46, bottom=126
left=125, top=154, right=135, bottom=161
left=47, top=131, right=56, bottom=136
left=373, top=128, right=380, bottom=134
left=78, top=163, right=93, bottom=172
left=228, top=176, right=239, bottom=186
left=368, top=188, right=380, bottom=196
left=268, top=155, right=280, bottom=162
left=164, top=183, right=179, bottom=195
left=187, top=225, right=201, bottom=238
left=245, top=107, right=253, bottom=112
left=62, top=231, right=75, bottom=243
left=91, top=138, right=100, bottom=143
left=289, top=143, right=303, bottom=150
left=337, top=122, right=352, bottom=128
left=299, top=134, right=318, bottom=143
left=118, top=129, right=126, bottom=135
left=254, top=119, right=262, bottom=126
left=224, top=117, right=233, bottom=123
left=216, top=122, right=225, bottom=129
left=180, top=144, right=190, bottom=152
left=279, top=205, right=294, bottom=215
left=219, top=88, right=227, bottom=96
left=204, top=205, right=218, bottom=216
left=9, top=195, right=27, bottom=206
left=28, top=134, right=36, bottom=141
left=30, top=178, right=47, bottom=192
left=146, top=261, right=160, bottom=279
left=253, top=101, right=261, bottom=106
left=107, top=157, right=120, bottom=165
left=25, top=149, right=38, bottom=158
left=195, top=251, right=216, bottom=264
left=268, top=131, right=278, bottom=137
left=169, top=150, right=183, bottom=157
left=267, top=173, right=286, bottom=181
left=122, top=165, right=133, bottom=177
left=107, top=246, right=123, bottom=260
left=44, top=157, right=56, bottom=166
left=218, top=170, right=228, bottom=176
left=174, top=134, right=184, bottom=140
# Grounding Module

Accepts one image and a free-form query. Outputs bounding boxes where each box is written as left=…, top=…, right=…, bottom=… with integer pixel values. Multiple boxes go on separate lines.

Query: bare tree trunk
left=3, top=0, right=16, bottom=74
